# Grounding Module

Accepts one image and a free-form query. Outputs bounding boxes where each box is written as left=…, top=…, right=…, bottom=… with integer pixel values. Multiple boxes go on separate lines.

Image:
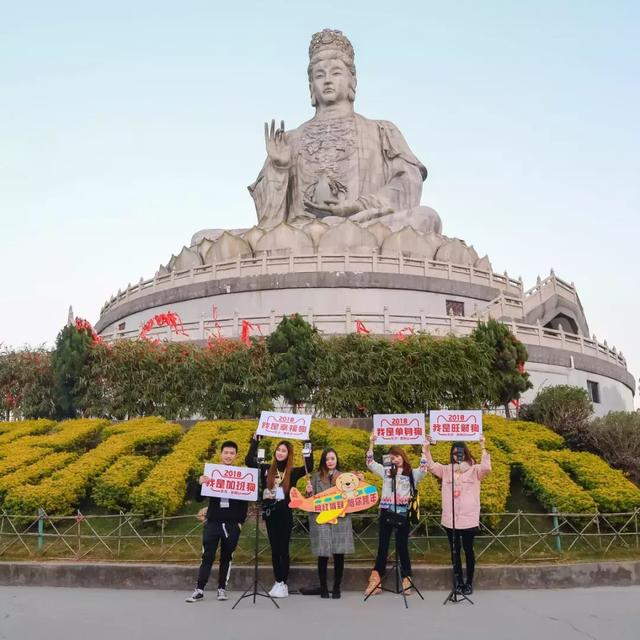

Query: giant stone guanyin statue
left=248, top=29, right=442, bottom=234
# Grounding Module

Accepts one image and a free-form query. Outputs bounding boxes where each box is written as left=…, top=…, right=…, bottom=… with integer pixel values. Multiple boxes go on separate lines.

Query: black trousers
left=374, top=513, right=412, bottom=578
left=444, top=526, right=476, bottom=585
left=264, top=504, right=293, bottom=583
left=197, top=520, right=242, bottom=590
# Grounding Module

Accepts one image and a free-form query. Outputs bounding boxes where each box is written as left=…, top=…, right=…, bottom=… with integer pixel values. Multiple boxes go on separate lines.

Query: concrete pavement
left=1, top=585, right=639, bottom=640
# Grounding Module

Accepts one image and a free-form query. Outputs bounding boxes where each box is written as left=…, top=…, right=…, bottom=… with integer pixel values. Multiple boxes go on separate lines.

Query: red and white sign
left=373, top=414, right=426, bottom=445
left=200, top=464, right=259, bottom=501
left=429, top=410, right=483, bottom=442
left=256, top=411, right=311, bottom=440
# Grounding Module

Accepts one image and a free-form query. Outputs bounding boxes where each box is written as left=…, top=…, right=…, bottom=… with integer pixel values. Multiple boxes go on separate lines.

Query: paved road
left=1, top=586, right=639, bottom=640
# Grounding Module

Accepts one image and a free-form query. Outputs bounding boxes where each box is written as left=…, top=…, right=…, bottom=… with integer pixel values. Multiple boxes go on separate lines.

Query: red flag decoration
left=74, top=318, right=103, bottom=344
left=355, top=320, right=371, bottom=335
left=240, top=320, right=263, bottom=345
left=393, top=326, right=415, bottom=341
left=208, top=305, right=223, bottom=340
left=139, top=311, right=189, bottom=342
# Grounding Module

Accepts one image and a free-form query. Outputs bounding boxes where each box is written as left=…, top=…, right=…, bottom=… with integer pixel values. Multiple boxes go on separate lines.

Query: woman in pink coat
left=424, top=436, right=491, bottom=595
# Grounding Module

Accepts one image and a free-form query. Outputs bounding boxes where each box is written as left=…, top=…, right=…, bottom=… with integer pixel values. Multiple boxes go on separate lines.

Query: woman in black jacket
left=246, top=435, right=313, bottom=598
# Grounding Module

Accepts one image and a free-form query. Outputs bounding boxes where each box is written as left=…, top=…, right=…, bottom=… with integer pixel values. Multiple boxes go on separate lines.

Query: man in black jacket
left=186, top=440, right=248, bottom=603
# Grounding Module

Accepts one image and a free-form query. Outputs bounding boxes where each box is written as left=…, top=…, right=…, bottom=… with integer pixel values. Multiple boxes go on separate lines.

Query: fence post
left=551, top=506, right=562, bottom=552
left=161, top=508, right=166, bottom=551
left=37, top=508, right=45, bottom=552
left=118, top=512, right=123, bottom=557
left=77, top=510, right=82, bottom=556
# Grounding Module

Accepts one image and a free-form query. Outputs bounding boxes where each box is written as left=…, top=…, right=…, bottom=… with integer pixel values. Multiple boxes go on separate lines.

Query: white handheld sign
left=429, top=410, right=483, bottom=442
left=200, top=464, right=259, bottom=501
left=373, top=414, right=426, bottom=445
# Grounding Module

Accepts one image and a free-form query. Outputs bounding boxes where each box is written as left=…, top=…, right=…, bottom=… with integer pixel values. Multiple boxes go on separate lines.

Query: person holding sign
left=186, top=441, right=247, bottom=603
left=304, top=448, right=359, bottom=599
left=246, top=435, right=313, bottom=598
left=364, top=433, right=428, bottom=596
left=423, top=436, right=491, bottom=595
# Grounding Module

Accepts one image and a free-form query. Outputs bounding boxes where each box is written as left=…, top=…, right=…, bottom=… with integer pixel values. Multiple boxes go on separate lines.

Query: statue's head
left=308, top=29, right=357, bottom=107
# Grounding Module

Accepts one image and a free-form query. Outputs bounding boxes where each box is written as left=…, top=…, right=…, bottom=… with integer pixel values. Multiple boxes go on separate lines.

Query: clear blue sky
left=1, top=1, right=638, bottom=402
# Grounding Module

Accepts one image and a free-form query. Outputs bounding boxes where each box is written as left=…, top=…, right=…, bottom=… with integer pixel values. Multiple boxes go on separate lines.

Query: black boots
left=318, top=557, right=330, bottom=598
left=332, top=553, right=344, bottom=599
left=318, top=555, right=344, bottom=599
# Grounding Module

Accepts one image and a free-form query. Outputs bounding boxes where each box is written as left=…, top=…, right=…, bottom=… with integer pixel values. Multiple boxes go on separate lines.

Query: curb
left=1, top=561, right=639, bottom=591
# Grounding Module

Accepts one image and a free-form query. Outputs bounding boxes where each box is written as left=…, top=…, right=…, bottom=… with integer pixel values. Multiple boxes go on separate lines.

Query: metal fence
left=2, top=508, right=639, bottom=564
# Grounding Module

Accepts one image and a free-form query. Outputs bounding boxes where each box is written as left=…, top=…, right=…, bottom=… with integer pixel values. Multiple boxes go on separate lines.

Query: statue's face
left=310, top=58, right=351, bottom=107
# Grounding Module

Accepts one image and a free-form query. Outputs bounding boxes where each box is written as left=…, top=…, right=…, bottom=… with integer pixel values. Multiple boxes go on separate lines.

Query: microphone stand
left=443, top=454, right=473, bottom=605
left=364, top=462, right=424, bottom=609
left=232, top=452, right=279, bottom=610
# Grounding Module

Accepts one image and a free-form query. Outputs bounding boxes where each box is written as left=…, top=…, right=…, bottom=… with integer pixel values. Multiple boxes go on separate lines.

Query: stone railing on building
left=100, top=309, right=628, bottom=370
left=473, top=294, right=525, bottom=321
left=523, top=270, right=579, bottom=314
left=99, top=254, right=523, bottom=316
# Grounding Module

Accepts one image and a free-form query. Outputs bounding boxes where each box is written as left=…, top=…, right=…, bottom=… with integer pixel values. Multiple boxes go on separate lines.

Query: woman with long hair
left=304, top=447, right=358, bottom=599
left=246, top=435, right=313, bottom=598
left=364, top=433, right=428, bottom=596
left=424, top=436, right=491, bottom=595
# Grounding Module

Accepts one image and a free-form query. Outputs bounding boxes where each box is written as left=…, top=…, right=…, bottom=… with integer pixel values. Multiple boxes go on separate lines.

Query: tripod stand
left=232, top=458, right=279, bottom=610
left=443, top=455, right=473, bottom=606
left=364, top=463, right=424, bottom=609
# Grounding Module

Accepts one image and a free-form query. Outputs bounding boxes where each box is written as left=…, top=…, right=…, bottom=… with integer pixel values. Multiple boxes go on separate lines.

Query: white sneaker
left=185, top=588, right=204, bottom=603
left=217, top=588, right=228, bottom=601
left=268, top=582, right=279, bottom=597
left=272, top=582, right=288, bottom=598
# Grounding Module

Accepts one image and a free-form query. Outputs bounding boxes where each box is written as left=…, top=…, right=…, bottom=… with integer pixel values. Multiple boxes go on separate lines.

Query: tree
left=51, top=323, right=94, bottom=418
left=472, top=319, right=532, bottom=417
left=267, top=314, right=320, bottom=412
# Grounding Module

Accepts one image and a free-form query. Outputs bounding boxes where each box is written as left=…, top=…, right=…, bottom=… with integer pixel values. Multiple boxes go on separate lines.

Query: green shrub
left=529, top=385, right=593, bottom=446
left=585, top=411, right=640, bottom=484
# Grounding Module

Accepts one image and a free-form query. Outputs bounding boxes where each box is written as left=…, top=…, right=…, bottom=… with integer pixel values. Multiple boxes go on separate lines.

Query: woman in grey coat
left=305, top=448, right=359, bottom=599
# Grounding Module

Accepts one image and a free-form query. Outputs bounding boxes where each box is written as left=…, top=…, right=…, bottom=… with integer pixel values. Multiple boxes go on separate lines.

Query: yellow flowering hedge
left=0, top=445, right=51, bottom=476
left=0, top=452, right=78, bottom=497
left=552, top=450, right=640, bottom=513
left=92, top=455, right=155, bottom=512
left=0, top=419, right=56, bottom=447
left=482, top=416, right=640, bottom=514
left=4, top=419, right=181, bottom=514
left=131, top=420, right=227, bottom=517
left=1, top=415, right=638, bottom=521
left=15, top=418, right=107, bottom=452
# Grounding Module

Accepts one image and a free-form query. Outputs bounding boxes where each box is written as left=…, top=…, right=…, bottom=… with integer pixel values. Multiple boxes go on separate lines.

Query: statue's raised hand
left=264, top=119, right=290, bottom=169
left=303, top=199, right=363, bottom=218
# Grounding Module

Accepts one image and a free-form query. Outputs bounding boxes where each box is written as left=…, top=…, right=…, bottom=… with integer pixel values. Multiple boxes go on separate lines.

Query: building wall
left=523, top=363, right=635, bottom=416
left=99, top=286, right=486, bottom=336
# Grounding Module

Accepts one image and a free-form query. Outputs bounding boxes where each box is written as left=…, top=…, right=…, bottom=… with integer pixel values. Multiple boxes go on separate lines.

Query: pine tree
left=266, top=314, right=320, bottom=413
left=472, top=319, right=532, bottom=417
left=51, top=323, right=93, bottom=418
